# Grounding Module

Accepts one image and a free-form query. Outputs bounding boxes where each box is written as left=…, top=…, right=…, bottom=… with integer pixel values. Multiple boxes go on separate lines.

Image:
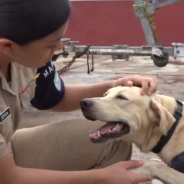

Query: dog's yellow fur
left=81, top=86, right=184, bottom=184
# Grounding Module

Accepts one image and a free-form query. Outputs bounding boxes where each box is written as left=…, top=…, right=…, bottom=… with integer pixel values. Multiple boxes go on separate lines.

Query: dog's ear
left=150, top=100, right=175, bottom=136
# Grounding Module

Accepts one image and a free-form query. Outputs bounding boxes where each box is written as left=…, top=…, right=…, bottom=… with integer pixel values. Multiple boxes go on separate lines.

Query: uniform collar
left=0, top=62, right=21, bottom=95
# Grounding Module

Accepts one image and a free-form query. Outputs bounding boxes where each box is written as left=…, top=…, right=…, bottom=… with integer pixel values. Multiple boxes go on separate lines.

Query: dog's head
left=80, top=86, right=176, bottom=146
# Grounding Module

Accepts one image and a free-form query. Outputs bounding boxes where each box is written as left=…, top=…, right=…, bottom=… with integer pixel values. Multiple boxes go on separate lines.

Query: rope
left=133, top=1, right=159, bottom=44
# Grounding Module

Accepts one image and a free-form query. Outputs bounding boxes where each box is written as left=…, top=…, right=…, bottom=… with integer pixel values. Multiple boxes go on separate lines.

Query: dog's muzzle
left=80, top=99, right=130, bottom=143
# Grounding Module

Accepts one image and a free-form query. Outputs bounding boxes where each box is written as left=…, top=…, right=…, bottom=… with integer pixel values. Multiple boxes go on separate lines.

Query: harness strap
left=152, top=100, right=183, bottom=154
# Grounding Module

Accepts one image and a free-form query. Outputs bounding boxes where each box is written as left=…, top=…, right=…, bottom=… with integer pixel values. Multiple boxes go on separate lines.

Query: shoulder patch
left=30, top=61, right=65, bottom=110
left=54, top=70, right=62, bottom=91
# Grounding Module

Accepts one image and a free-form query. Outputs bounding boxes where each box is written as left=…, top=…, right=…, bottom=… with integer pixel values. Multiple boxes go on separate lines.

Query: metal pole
left=133, top=0, right=157, bottom=46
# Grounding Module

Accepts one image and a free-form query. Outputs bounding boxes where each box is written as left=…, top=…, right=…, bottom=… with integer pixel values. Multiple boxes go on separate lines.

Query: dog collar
left=151, top=100, right=183, bottom=154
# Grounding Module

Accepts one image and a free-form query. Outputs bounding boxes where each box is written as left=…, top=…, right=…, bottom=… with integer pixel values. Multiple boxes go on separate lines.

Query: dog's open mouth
left=89, top=121, right=130, bottom=143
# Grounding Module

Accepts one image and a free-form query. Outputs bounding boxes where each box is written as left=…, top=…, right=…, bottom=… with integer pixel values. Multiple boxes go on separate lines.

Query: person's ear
left=0, top=39, right=14, bottom=55
left=150, top=99, right=175, bottom=135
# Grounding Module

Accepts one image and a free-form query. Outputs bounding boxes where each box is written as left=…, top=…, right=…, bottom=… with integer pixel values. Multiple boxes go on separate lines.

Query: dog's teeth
left=112, top=126, right=117, bottom=131
left=97, top=131, right=101, bottom=137
left=107, top=129, right=111, bottom=133
left=119, top=124, right=124, bottom=130
left=89, top=131, right=98, bottom=139
left=112, top=124, right=119, bottom=131
left=115, top=124, right=119, bottom=129
left=116, top=124, right=123, bottom=131
left=111, top=124, right=123, bottom=132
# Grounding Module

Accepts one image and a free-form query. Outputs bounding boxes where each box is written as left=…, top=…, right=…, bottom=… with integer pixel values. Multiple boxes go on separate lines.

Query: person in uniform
left=0, top=0, right=157, bottom=183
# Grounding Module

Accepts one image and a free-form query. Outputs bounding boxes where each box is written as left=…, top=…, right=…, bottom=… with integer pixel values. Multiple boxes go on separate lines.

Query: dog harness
left=151, top=100, right=184, bottom=173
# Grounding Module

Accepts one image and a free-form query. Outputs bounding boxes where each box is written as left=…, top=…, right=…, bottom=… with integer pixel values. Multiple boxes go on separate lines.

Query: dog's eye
left=104, top=93, right=107, bottom=97
left=116, top=95, right=128, bottom=100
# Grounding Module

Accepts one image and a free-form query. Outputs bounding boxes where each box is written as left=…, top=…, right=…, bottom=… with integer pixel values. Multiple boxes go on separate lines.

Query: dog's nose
left=80, top=99, right=93, bottom=108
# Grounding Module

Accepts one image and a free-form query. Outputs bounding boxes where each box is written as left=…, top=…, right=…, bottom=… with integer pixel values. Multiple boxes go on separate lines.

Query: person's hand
left=98, top=160, right=149, bottom=184
left=114, top=75, right=157, bottom=96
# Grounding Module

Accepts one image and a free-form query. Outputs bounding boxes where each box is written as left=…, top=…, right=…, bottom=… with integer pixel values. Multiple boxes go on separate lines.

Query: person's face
left=0, top=21, right=68, bottom=68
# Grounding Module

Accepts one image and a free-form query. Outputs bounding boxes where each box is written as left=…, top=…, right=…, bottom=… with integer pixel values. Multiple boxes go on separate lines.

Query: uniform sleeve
left=30, top=61, right=65, bottom=110
left=0, top=134, right=8, bottom=159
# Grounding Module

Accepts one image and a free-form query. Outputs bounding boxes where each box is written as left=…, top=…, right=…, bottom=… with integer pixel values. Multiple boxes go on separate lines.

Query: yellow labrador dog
left=80, top=86, right=184, bottom=184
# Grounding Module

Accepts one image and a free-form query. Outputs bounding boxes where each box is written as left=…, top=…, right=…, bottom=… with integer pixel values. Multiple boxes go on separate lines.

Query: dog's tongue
left=89, top=124, right=114, bottom=136
left=89, top=123, right=124, bottom=138
left=99, top=123, right=116, bottom=134
left=89, top=123, right=116, bottom=136
left=99, top=122, right=125, bottom=134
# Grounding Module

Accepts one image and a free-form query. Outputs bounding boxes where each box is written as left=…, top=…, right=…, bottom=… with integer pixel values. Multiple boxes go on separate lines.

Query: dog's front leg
left=130, top=160, right=184, bottom=184
left=140, top=182, right=153, bottom=184
left=129, top=161, right=154, bottom=184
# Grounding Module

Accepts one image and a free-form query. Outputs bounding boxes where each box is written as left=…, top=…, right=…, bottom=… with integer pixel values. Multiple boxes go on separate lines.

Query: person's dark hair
left=0, top=0, right=71, bottom=45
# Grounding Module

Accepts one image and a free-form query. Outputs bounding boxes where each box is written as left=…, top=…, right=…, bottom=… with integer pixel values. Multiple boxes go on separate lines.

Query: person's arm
left=30, top=62, right=157, bottom=112
left=50, top=75, right=157, bottom=112
left=30, top=62, right=116, bottom=112
left=0, top=153, right=102, bottom=184
left=1, top=152, right=148, bottom=184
